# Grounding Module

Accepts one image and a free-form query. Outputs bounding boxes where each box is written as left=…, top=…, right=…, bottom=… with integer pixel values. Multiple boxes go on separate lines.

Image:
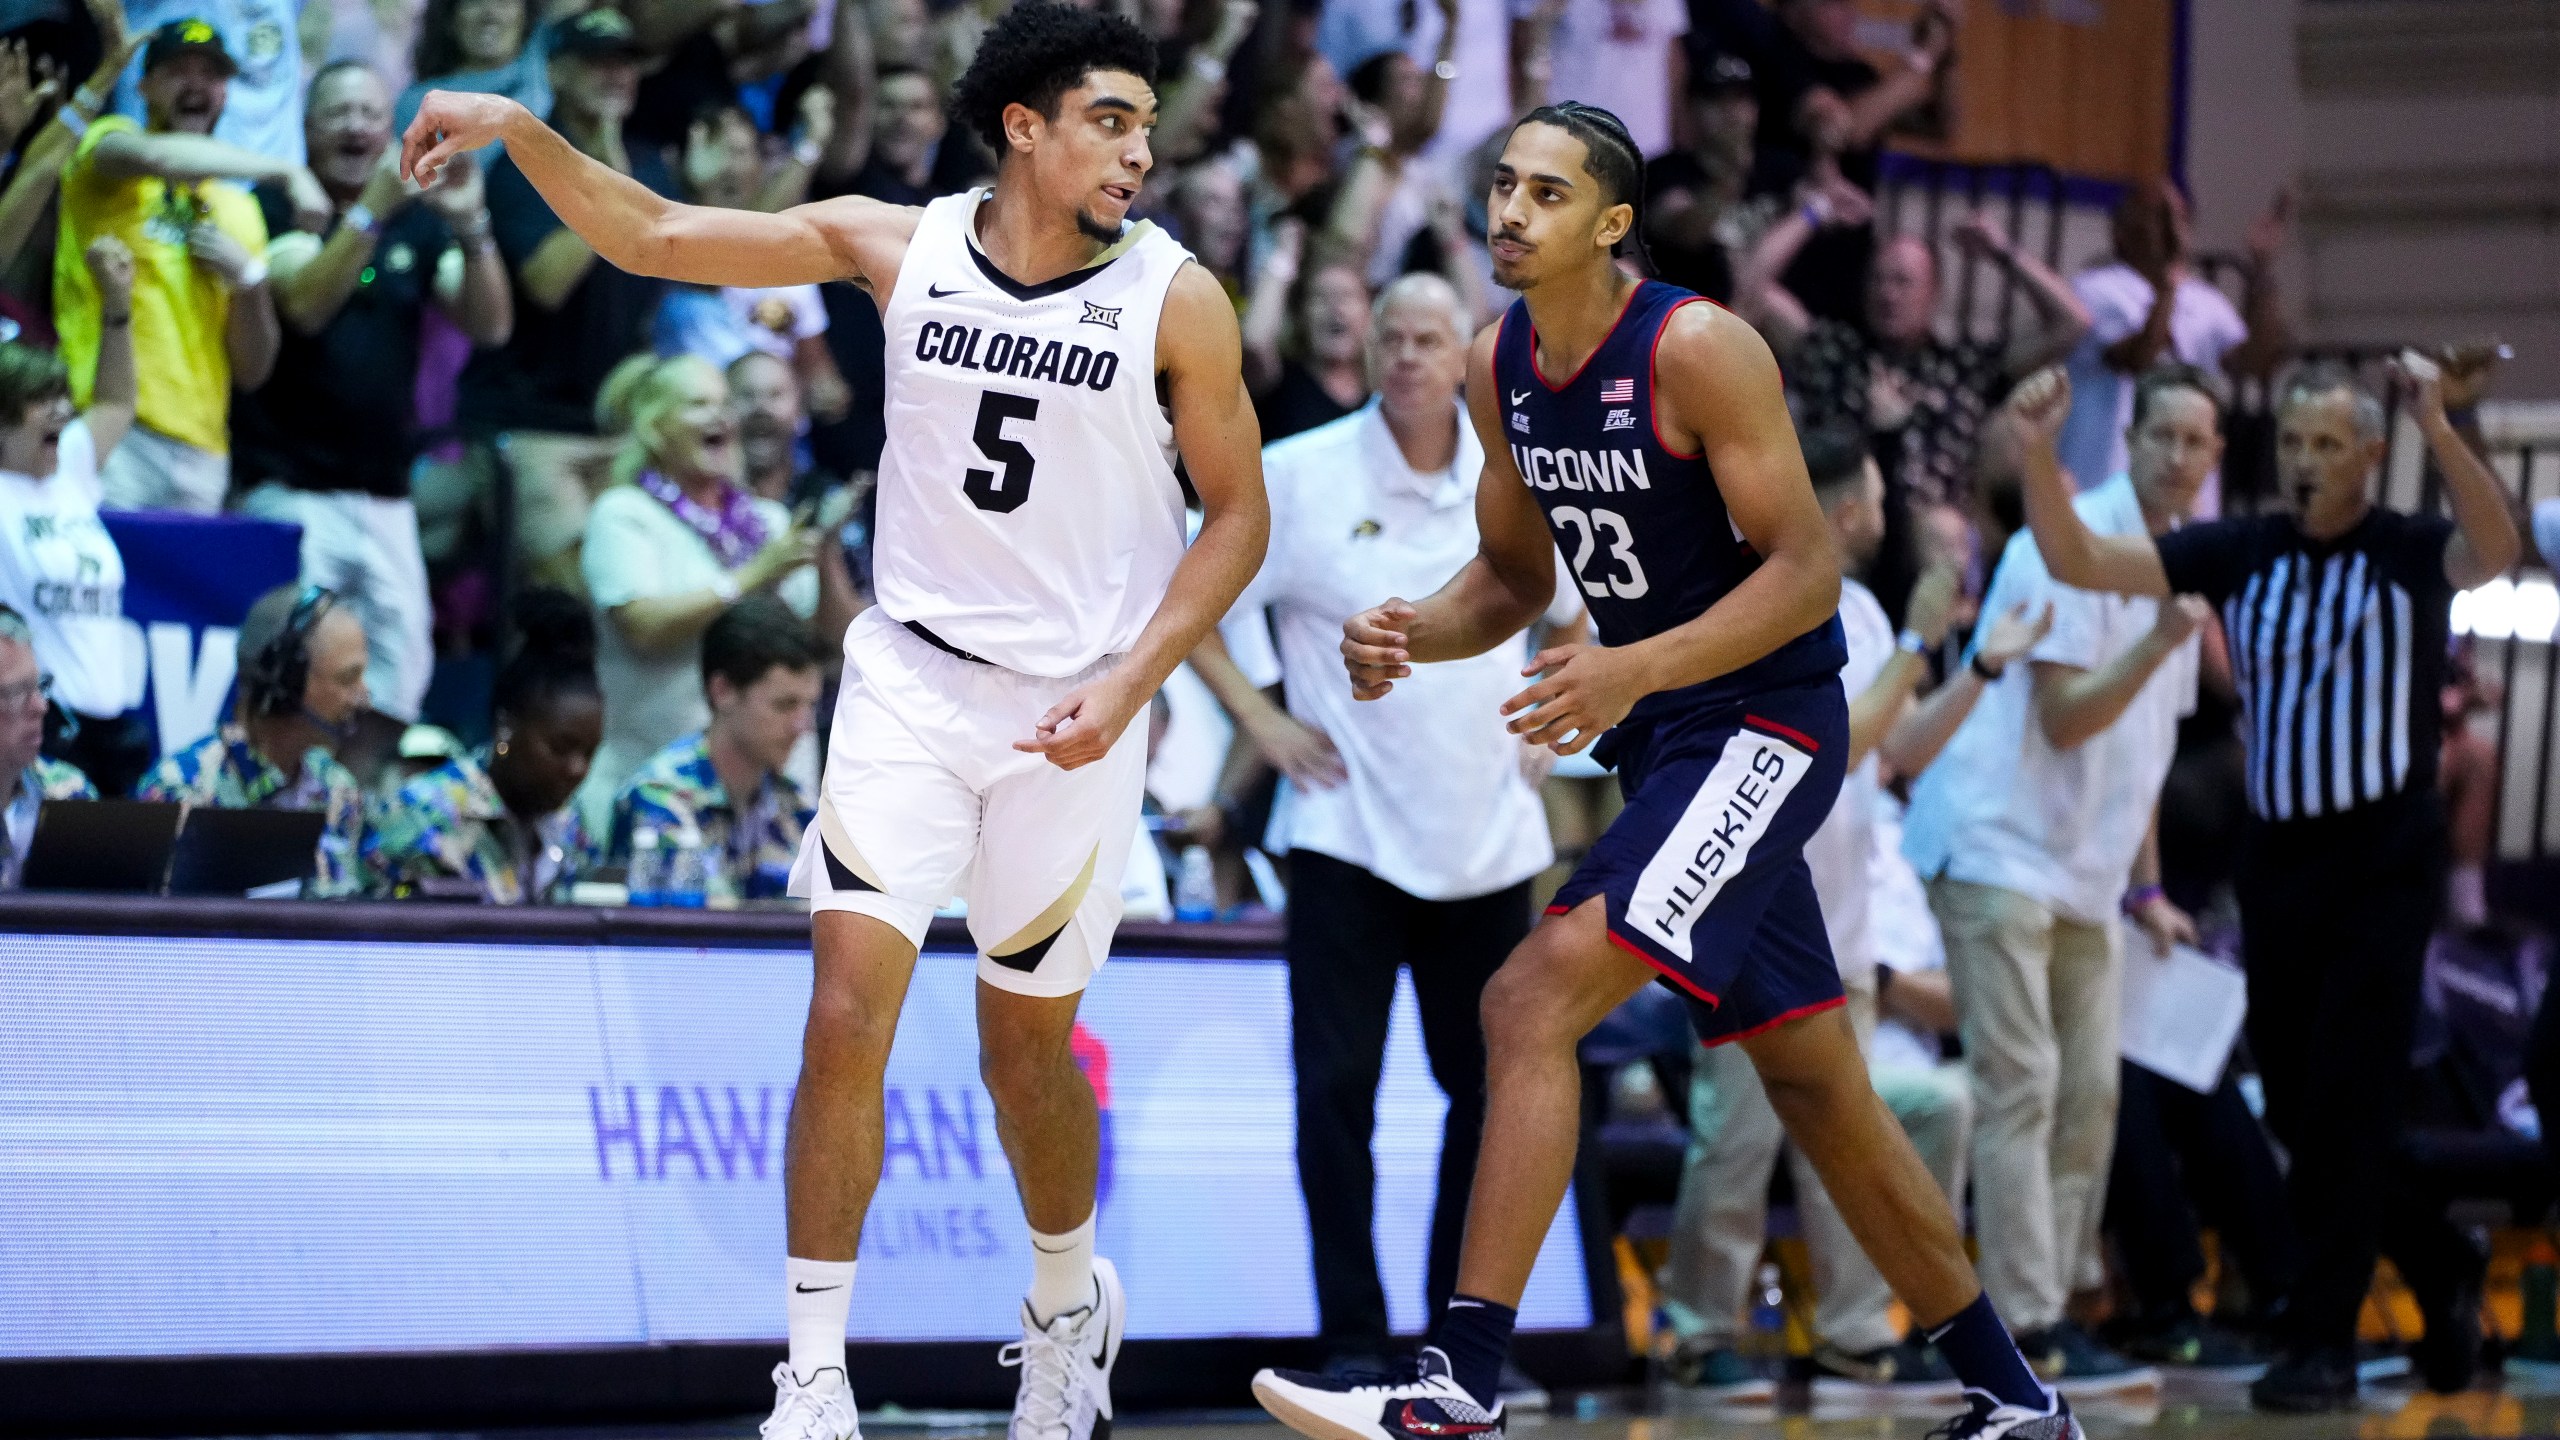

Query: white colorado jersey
left=872, top=189, right=1195, bottom=676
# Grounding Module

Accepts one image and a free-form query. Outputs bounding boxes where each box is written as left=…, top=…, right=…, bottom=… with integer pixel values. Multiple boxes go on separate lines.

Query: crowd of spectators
left=0, top=0, right=2544, bottom=1413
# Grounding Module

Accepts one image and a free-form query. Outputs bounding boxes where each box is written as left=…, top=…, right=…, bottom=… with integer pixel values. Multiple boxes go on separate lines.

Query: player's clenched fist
left=1341, top=599, right=1416, bottom=700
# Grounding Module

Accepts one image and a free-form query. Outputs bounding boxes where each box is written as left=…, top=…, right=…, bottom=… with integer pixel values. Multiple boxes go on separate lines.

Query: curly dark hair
left=947, top=2, right=1157, bottom=157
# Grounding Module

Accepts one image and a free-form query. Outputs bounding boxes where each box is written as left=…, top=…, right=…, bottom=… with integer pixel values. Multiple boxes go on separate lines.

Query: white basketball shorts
left=787, top=607, right=1148, bottom=997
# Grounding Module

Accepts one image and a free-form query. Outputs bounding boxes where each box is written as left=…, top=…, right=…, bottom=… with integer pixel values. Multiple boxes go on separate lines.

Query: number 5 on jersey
left=1553, top=505, right=1648, bottom=599
left=964, top=390, right=1039, bottom=513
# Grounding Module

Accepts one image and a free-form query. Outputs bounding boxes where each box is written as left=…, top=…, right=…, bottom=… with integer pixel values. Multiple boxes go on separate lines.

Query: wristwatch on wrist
left=1969, top=650, right=2004, bottom=682
left=235, top=257, right=269, bottom=289
left=792, top=136, right=823, bottom=167
left=1433, top=58, right=1458, bottom=81
left=344, top=202, right=382, bottom=237
left=2120, top=883, right=2166, bottom=917
left=1895, top=627, right=1929, bottom=656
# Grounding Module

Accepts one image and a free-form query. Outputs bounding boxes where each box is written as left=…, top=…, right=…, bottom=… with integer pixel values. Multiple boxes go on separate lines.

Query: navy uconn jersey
left=1492, top=281, right=1845, bottom=721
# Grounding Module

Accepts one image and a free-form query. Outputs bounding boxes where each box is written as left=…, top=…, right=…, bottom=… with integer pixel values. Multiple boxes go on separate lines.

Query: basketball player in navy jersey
left=1251, top=104, right=2072, bottom=1440
left=404, top=10, right=1267, bottom=1440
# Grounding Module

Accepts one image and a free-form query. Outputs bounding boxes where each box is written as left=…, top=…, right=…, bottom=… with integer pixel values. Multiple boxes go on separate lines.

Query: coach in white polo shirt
left=1192, top=273, right=1579, bottom=1369
left=1901, top=363, right=2222, bottom=1386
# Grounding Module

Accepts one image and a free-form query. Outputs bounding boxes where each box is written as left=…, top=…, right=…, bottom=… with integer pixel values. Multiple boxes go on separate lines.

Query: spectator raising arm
left=759, top=87, right=835, bottom=214
left=1736, top=179, right=1872, bottom=357
left=1149, top=0, right=1257, bottom=163
left=1950, top=212, right=2090, bottom=376
left=1239, top=216, right=1301, bottom=395
left=0, top=22, right=141, bottom=275
left=814, top=0, right=876, bottom=185
left=81, top=236, right=138, bottom=458
left=270, top=149, right=411, bottom=334
left=425, top=153, right=511, bottom=345
left=90, top=126, right=328, bottom=225
left=2009, top=367, right=2172, bottom=597
left=2220, top=185, right=2293, bottom=383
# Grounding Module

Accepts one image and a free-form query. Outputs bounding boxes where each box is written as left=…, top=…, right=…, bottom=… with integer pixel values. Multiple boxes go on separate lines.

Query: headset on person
left=241, top=585, right=348, bottom=733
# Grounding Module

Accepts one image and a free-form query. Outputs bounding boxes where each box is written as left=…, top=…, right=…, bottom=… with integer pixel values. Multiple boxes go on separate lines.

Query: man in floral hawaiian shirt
left=609, top=594, right=821, bottom=902
left=137, top=584, right=368, bottom=895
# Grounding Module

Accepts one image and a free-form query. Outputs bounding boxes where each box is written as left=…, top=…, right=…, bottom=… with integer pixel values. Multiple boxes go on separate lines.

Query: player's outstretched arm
left=2006, top=366, right=2172, bottom=598
left=1014, top=264, right=1270, bottom=770
left=1340, top=325, right=1559, bottom=700
left=402, top=90, right=918, bottom=290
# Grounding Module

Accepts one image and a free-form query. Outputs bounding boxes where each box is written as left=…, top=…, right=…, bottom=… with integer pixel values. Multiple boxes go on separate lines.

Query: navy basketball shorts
left=1547, top=679, right=1849, bottom=1046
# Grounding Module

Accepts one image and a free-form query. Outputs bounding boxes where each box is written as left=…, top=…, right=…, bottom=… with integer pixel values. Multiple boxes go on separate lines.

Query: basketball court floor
left=221, top=1374, right=2560, bottom=1440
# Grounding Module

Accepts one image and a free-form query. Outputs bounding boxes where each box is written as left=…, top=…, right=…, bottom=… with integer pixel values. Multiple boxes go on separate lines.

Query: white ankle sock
left=786, top=1256, right=857, bottom=1383
left=1026, top=1213, right=1096, bottom=1322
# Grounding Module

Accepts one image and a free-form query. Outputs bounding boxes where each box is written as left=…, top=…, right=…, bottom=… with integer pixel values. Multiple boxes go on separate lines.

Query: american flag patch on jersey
left=1600, top=377, right=1634, bottom=403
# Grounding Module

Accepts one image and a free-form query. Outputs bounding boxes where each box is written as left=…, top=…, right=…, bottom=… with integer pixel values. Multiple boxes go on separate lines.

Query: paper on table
left=2120, top=941, right=2248, bottom=1093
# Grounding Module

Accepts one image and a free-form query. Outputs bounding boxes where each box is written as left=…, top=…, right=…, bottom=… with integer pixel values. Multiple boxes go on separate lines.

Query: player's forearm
left=1619, top=539, right=1838, bottom=697
left=494, top=107, right=683, bottom=275
left=1406, top=552, right=1551, bottom=664
left=1114, top=493, right=1267, bottom=700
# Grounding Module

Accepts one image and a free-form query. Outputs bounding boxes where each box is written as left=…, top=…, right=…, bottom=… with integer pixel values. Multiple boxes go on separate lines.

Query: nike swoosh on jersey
left=928, top=283, right=962, bottom=298
left=1508, top=390, right=1531, bottom=406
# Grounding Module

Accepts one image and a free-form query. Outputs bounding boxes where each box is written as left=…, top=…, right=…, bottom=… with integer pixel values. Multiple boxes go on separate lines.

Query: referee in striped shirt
left=2003, top=358, right=2522, bottom=1412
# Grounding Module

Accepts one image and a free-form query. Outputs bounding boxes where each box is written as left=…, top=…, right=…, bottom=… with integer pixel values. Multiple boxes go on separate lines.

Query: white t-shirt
left=576, top=484, right=818, bottom=829
left=1800, top=577, right=1893, bottom=988
left=1543, top=0, right=1690, bottom=158
left=1903, top=474, right=2198, bottom=924
left=2057, top=264, right=2247, bottom=496
left=0, top=421, right=143, bottom=718
left=1224, top=399, right=1576, bottom=901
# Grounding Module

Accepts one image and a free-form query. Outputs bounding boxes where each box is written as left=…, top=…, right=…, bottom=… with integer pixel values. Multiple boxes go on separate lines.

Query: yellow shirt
left=54, top=116, right=269, bottom=455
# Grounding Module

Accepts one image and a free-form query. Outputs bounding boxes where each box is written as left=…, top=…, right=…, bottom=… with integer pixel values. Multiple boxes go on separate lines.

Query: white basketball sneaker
left=761, top=1363, right=861, bottom=1440
left=1002, top=1255, right=1126, bottom=1440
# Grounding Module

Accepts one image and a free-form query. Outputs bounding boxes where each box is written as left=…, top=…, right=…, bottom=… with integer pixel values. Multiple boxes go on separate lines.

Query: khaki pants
left=1929, top=876, right=2122, bottom=1333
left=1659, top=983, right=1975, bottom=1354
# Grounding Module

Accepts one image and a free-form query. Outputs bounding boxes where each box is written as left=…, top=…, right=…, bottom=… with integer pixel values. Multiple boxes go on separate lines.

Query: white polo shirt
left=1800, top=577, right=1894, bottom=989
left=1902, top=473, right=2198, bottom=925
left=1222, top=399, right=1574, bottom=902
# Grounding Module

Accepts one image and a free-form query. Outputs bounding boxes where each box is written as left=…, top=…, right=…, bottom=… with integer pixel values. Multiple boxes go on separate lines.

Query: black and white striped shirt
left=2157, top=508, right=2456, bottom=821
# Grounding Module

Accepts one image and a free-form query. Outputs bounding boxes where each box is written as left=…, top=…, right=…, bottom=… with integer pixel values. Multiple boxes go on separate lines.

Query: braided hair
left=1512, top=101, right=1650, bottom=265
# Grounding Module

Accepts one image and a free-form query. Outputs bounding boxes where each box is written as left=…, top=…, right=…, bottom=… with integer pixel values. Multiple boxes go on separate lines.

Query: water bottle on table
left=627, top=824, right=664, bottom=907
left=1173, top=844, right=1217, bottom=922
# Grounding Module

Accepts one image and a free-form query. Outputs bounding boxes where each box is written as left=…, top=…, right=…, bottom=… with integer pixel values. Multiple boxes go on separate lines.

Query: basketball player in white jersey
left=405, top=8, right=1268, bottom=1440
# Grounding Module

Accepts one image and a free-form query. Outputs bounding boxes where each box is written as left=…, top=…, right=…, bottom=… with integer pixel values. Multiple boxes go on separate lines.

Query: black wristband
left=1970, top=651, right=2004, bottom=683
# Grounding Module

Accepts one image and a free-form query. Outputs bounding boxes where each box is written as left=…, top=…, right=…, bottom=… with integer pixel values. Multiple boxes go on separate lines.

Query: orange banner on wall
left=1861, top=0, right=2175, bottom=183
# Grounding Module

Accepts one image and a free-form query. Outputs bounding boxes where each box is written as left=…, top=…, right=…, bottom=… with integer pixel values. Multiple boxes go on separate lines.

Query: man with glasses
left=0, top=608, right=99, bottom=890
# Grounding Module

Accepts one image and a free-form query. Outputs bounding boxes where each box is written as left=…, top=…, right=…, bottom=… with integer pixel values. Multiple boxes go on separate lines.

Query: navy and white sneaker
left=1254, top=1346, right=1503, bottom=1440
left=1928, top=1389, right=2083, bottom=1440
left=1000, top=1256, right=1125, bottom=1440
